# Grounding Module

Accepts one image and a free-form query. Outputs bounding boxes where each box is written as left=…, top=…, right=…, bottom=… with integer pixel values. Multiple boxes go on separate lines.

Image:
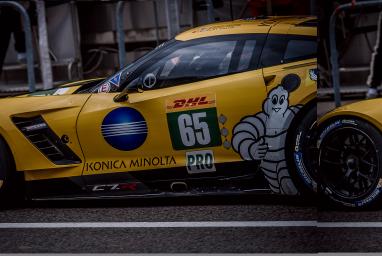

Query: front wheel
left=318, top=118, right=382, bottom=208
left=0, top=137, right=23, bottom=204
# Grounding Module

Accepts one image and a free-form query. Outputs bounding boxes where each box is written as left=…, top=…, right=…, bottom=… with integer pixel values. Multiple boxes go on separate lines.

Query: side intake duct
left=12, top=116, right=81, bottom=165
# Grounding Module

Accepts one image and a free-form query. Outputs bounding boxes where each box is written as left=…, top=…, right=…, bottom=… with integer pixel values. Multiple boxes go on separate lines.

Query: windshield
left=81, top=40, right=176, bottom=94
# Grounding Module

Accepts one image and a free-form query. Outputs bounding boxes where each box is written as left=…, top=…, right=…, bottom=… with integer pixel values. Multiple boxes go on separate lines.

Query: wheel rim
left=319, top=127, right=379, bottom=200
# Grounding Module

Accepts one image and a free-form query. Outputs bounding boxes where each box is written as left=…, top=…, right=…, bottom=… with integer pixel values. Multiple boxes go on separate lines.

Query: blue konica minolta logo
left=102, top=107, right=148, bottom=151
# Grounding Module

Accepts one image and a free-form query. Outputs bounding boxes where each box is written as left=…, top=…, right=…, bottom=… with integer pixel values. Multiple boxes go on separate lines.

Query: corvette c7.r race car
left=0, top=17, right=317, bottom=201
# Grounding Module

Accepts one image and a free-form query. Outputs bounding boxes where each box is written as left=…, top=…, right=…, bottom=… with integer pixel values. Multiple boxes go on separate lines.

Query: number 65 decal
left=178, top=112, right=211, bottom=146
left=167, top=108, right=222, bottom=150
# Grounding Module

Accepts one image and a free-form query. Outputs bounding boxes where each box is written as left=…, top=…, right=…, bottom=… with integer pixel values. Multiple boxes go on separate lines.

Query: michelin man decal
left=232, top=74, right=302, bottom=195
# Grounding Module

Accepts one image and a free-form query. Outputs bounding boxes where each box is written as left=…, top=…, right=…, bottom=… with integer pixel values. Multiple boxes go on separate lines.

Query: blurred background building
left=0, top=0, right=316, bottom=93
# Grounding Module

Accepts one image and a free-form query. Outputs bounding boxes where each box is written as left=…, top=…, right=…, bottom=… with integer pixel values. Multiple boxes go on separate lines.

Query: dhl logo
left=166, top=94, right=216, bottom=111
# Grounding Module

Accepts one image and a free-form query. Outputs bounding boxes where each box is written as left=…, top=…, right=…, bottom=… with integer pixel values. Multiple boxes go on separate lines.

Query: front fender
left=318, top=99, right=382, bottom=132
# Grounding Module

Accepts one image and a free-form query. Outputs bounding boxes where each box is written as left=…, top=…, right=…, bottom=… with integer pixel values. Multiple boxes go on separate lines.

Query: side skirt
left=26, top=161, right=271, bottom=200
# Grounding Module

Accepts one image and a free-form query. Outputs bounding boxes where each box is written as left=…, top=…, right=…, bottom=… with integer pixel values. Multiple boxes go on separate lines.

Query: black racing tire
left=287, top=106, right=318, bottom=196
left=318, top=118, right=382, bottom=209
left=0, top=136, right=23, bottom=205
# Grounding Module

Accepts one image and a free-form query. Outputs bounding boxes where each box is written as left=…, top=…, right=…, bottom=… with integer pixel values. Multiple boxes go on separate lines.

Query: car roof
left=175, top=16, right=317, bottom=41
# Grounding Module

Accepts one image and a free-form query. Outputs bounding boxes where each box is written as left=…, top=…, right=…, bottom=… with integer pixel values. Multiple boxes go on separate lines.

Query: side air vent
left=12, top=116, right=81, bottom=165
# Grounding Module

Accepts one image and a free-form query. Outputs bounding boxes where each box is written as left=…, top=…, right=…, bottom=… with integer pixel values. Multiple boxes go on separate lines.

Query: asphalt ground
left=0, top=195, right=316, bottom=253
left=0, top=194, right=380, bottom=253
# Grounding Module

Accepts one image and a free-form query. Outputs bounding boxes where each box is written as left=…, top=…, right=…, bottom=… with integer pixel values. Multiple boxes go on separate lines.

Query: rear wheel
left=318, top=118, right=382, bottom=208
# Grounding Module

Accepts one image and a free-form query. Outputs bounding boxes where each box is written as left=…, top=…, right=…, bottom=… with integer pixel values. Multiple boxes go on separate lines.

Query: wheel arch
left=0, top=132, right=17, bottom=172
left=317, top=114, right=382, bottom=140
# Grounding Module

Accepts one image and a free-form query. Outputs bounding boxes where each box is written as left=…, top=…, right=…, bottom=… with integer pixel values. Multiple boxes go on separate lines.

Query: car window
left=129, top=40, right=237, bottom=90
left=260, top=35, right=317, bottom=68
left=260, top=35, right=287, bottom=68
left=124, top=35, right=265, bottom=91
left=284, top=39, right=317, bottom=62
left=84, top=35, right=265, bottom=93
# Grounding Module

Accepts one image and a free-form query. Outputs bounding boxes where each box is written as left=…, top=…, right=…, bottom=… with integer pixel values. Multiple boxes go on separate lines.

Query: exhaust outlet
left=170, top=181, right=188, bottom=192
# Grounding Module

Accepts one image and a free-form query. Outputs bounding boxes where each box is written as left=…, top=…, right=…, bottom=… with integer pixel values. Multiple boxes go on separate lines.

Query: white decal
left=143, top=73, right=157, bottom=88
left=98, top=82, right=111, bottom=93
left=232, top=85, right=302, bottom=195
left=186, top=150, right=216, bottom=174
left=178, top=112, right=211, bottom=147
left=309, top=69, right=317, bottom=81
left=110, top=72, right=122, bottom=87
left=53, top=88, right=70, bottom=95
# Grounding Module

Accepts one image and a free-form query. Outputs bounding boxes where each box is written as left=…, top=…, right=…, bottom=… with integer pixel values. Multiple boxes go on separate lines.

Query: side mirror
left=113, top=91, right=129, bottom=103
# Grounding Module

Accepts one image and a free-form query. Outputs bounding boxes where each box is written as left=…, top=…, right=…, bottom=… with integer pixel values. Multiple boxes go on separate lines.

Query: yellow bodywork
left=318, top=99, right=382, bottom=131
left=0, top=17, right=317, bottom=182
left=175, top=16, right=316, bottom=40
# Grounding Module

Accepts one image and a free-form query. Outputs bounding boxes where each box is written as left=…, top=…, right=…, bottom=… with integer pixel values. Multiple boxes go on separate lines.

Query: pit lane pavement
left=0, top=195, right=382, bottom=253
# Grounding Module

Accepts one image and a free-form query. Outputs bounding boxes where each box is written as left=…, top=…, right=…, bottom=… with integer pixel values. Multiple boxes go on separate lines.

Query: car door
left=253, top=32, right=317, bottom=194
left=76, top=34, right=268, bottom=187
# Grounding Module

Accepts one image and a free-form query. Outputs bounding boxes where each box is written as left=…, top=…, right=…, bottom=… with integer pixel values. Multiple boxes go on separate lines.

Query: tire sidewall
left=0, top=138, right=10, bottom=196
left=288, top=106, right=318, bottom=194
left=0, top=161, right=5, bottom=194
left=0, top=136, right=21, bottom=201
left=318, top=118, right=382, bottom=208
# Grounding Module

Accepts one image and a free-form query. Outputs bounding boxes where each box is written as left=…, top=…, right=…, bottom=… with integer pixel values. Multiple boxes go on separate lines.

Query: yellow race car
left=318, top=100, right=382, bottom=208
left=0, top=17, right=317, bottom=201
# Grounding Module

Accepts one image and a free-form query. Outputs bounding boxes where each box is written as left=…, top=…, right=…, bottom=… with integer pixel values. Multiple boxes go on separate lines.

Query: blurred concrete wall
left=3, top=3, right=81, bottom=82
left=339, top=12, right=380, bottom=86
